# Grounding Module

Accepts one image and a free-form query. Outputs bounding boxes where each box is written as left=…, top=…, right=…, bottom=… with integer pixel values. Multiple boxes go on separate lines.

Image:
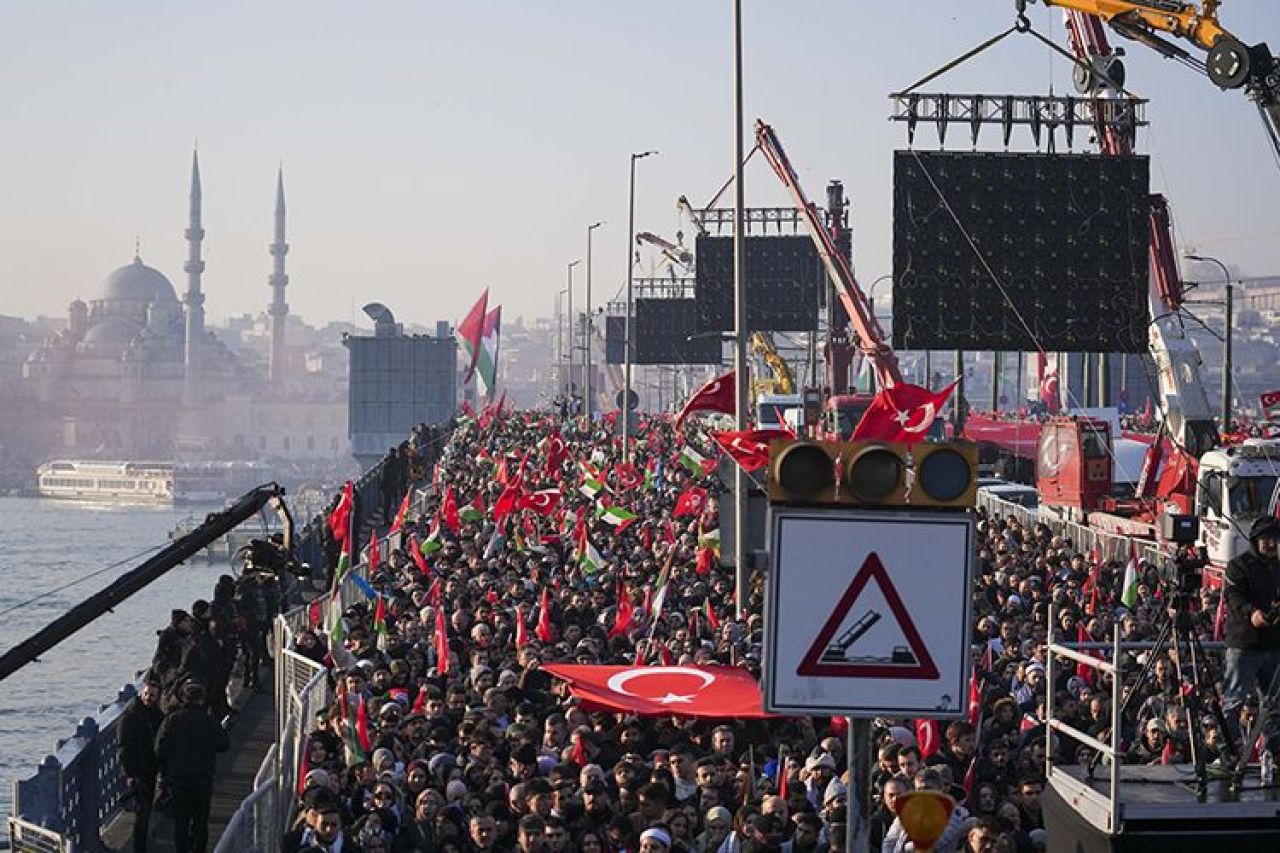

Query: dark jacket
left=154, top=705, right=229, bottom=784
left=1224, top=547, right=1280, bottom=650
left=118, top=695, right=164, bottom=782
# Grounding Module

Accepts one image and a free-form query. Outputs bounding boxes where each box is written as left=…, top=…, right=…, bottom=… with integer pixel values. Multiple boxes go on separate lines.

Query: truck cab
left=756, top=393, right=803, bottom=432
left=1195, top=439, right=1280, bottom=568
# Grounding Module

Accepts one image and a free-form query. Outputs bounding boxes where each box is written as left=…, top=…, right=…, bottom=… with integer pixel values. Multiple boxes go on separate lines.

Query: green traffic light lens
left=917, top=448, right=970, bottom=502
left=847, top=448, right=903, bottom=501
left=777, top=443, right=833, bottom=499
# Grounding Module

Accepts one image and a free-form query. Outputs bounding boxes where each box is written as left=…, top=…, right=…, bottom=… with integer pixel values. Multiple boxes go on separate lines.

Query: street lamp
left=567, top=260, right=581, bottom=412
left=556, top=288, right=569, bottom=395
left=622, top=150, right=657, bottom=457
left=732, top=0, right=749, bottom=626
left=585, top=221, right=604, bottom=420
left=1186, top=253, right=1234, bottom=432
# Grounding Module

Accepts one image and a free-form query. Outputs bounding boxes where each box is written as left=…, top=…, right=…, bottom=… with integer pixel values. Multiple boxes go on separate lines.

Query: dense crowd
left=121, top=404, right=1262, bottom=853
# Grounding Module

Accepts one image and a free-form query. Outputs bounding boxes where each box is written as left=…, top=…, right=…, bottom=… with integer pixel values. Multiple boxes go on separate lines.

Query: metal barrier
left=974, top=491, right=1174, bottom=568
left=211, top=772, right=277, bottom=853
left=8, top=679, right=139, bottom=853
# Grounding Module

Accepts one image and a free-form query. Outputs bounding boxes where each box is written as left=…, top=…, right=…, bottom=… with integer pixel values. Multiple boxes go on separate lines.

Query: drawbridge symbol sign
left=796, top=553, right=939, bottom=680
left=763, top=507, right=974, bottom=717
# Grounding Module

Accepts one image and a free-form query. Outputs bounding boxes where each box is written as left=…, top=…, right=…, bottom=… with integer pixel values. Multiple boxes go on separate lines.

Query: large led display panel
left=695, top=235, right=824, bottom=332
left=635, top=298, right=722, bottom=365
left=892, top=151, right=1150, bottom=353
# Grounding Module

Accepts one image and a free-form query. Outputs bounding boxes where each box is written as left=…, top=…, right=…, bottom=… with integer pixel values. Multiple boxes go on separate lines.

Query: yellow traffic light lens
left=776, top=443, right=833, bottom=499
left=917, top=447, right=971, bottom=502
left=847, top=447, right=903, bottom=501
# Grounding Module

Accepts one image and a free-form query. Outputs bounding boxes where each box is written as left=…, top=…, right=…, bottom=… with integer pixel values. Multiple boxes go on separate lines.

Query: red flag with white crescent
left=674, top=486, right=709, bottom=518
left=434, top=605, right=450, bottom=675
left=535, top=586, right=554, bottom=643
left=518, top=489, right=562, bottom=516
left=709, top=428, right=792, bottom=473
left=389, top=487, right=412, bottom=535
left=853, top=380, right=958, bottom=445
left=515, top=604, right=529, bottom=649
left=916, top=719, right=942, bottom=759
left=674, top=370, right=736, bottom=429
left=442, top=486, right=461, bottom=534
left=541, top=664, right=771, bottom=718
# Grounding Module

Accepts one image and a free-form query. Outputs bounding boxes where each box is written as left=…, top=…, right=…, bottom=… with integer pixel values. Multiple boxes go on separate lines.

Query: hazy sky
left=2, top=1, right=1278, bottom=330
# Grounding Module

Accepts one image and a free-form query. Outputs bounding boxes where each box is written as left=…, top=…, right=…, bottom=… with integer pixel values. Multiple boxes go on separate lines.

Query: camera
left=1160, top=513, right=1199, bottom=545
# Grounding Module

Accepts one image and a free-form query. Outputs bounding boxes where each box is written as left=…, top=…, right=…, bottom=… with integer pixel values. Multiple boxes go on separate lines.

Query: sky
left=2, top=1, right=1278, bottom=330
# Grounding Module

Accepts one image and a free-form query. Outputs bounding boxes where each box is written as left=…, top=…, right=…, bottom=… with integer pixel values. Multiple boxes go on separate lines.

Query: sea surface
left=0, top=496, right=243, bottom=822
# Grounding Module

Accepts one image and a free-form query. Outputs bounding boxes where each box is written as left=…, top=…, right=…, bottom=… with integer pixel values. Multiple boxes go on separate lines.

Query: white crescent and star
left=605, top=666, right=716, bottom=705
left=893, top=402, right=936, bottom=433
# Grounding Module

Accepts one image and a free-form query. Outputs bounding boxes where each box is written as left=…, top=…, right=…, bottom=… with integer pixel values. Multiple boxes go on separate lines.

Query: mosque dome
left=78, top=315, right=141, bottom=357
left=100, top=256, right=179, bottom=306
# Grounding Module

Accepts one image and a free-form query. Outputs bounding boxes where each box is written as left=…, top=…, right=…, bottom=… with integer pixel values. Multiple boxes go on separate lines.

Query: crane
left=1023, top=1, right=1280, bottom=161
left=749, top=331, right=796, bottom=396
left=635, top=231, right=695, bottom=275
left=754, top=121, right=904, bottom=390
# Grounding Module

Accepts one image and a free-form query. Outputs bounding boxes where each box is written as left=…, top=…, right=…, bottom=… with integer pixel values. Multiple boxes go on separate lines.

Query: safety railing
left=1045, top=601, right=1123, bottom=833
left=7, top=679, right=140, bottom=853
left=210, top=765, right=277, bottom=853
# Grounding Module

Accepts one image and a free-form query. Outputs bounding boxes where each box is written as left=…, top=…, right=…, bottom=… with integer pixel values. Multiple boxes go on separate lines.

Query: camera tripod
left=1086, top=580, right=1235, bottom=798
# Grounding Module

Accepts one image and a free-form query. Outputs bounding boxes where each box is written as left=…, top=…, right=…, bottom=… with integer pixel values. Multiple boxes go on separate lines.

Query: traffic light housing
left=908, top=441, right=978, bottom=508
left=768, top=440, right=908, bottom=507
left=768, top=439, right=976, bottom=509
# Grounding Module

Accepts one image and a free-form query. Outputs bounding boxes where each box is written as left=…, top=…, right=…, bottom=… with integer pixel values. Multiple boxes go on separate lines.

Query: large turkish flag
left=542, top=664, right=770, bottom=718
left=852, top=380, right=957, bottom=445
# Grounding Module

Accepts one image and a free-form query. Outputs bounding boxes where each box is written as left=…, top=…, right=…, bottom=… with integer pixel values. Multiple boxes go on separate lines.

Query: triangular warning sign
left=796, top=552, right=939, bottom=680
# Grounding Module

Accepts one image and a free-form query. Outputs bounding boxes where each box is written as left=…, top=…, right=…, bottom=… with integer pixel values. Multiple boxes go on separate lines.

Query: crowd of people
left=120, top=402, right=1278, bottom=853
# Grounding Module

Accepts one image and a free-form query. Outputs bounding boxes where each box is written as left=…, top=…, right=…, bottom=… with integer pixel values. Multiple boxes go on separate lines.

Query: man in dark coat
left=154, top=681, right=230, bottom=853
left=118, top=680, right=164, bottom=852
left=1223, top=515, right=1280, bottom=753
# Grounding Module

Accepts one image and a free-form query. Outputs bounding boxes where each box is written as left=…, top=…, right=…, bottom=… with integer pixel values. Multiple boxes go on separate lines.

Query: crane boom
left=754, top=120, right=903, bottom=389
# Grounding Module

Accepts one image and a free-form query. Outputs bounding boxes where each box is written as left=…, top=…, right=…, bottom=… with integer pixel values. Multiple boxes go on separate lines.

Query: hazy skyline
left=3, top=1, right=1279, bottom=330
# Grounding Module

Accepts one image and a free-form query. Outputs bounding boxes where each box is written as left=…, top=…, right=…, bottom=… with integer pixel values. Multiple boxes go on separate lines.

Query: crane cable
left=0, top=542, right=168, bottom=620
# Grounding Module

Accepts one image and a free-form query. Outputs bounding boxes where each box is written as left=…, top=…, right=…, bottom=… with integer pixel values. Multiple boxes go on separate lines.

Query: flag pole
left=731, top=0, right=749, bottom=621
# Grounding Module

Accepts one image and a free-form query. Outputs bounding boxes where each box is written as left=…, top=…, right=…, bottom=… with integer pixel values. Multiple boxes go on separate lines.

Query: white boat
left=36, top=460, right=174, bottom=504
left=36, top=460, right=271, bottom=504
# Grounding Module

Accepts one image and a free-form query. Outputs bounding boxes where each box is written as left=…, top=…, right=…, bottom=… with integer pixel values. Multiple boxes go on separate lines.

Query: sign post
left=762, top=506, right=974, bottom=717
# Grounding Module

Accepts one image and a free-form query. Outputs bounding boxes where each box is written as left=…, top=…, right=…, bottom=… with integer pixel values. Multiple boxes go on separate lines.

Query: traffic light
left=908, top=442, right=978, bottom=508
left=768, top=440, right=908, bottom=507
left=768, top=438, right=976, bottom=509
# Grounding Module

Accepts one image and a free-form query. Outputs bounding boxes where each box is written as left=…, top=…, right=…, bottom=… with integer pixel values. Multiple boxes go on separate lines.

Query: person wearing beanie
left=153, top=680, right=229, bottom=853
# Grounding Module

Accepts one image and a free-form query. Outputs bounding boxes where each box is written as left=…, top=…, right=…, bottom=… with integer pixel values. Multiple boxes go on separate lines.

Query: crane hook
left=1014, top=0, right=1031, bottom=33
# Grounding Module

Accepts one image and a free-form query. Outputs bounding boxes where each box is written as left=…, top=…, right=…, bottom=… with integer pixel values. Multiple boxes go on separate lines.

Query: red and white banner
left=541, top=664, right=770, bottom=718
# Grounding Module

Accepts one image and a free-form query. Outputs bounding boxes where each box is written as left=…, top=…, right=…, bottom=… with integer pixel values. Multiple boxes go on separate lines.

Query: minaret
left=183, top=148, right=206, bottom=401
left=268, top=166, right=289, bottom=385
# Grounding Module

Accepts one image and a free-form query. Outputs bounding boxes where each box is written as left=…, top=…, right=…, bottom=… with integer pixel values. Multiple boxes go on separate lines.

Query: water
left=0, top=497, right=242, bottom=821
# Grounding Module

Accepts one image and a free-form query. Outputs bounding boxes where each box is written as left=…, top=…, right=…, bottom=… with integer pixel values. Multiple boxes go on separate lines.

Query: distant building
left=16, top=152, right=351, bottom=467
left=345, top=305, right=456, bottom=467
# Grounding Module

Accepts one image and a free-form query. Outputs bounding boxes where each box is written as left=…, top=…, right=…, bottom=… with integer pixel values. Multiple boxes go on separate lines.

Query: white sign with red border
left=763, top=507, right=974, bottom=717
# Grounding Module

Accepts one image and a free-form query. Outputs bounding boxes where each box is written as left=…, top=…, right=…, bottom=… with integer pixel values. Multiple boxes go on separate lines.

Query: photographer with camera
left=1222, top=516, right=1280, bottom=754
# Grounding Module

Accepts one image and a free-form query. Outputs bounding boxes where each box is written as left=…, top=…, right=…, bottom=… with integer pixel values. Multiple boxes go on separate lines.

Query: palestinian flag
left=373, top=594, right=390, bottom=652
left=388, top=486, right=412, bottom=535
left=579, top=476, right=605, bottom=499
left=460, top=493, right=485, bottom=523
left=699, top=527, right=721, bottom=555
left=328, top=480, right=354, bottom=588
left=599, top=505, right=638, bottom=532
left=420, top=517, right=443, bottom=555
left=649, top=548, right=676, bottom=621
left=678, top=445, right=707, bottom=475
left=457, top=289, right=489, bottom=384
left=328, top=596, right=346, bottom=648
left=578, top=534, right=605, bottom=573
left=476, top=305, right=502, bottom=398
left=1121, top=540, right=1140, bottom=609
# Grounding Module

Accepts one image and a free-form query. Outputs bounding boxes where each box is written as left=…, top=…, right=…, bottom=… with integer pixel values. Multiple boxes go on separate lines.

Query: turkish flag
left=675, top=370, right=735, bottom=428
left=1262, top=389, right=1280, bottom=411
left=852, top=380, right=957, bottom=445
left=434, top=606, right=450, bottom=675
left=967, top=665, right=982, bottom=727
left=543, top=433, right=568, bottom=475
left=541, top=664, right=771, bottom=718
left=535, top=586, right=554, bottom=643
left=709, top=429, right=792, bottom=473
left=614, top=463, right=642, bottom=490
left=515, top=604, right=529, bottom=649
left=518, top=489, right=561, bottom=515
left=916, top=719, right=942, bottom=759
left=493, top=479, right=523, bottom=525
left=674, top=486, right=708, bottom=518
left=442, top=486, right=461, bottom=533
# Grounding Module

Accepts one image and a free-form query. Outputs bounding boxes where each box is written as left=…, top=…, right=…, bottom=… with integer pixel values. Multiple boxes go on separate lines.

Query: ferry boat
left=36, top=460, right=270, bottom=505
left=37, top=460, right=174, bottom=504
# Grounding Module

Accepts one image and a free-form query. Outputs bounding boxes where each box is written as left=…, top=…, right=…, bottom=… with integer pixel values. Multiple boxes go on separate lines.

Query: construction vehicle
left=750, top=331, right=795, bottom=397
left=1014, top=2, right=1280, bottom=571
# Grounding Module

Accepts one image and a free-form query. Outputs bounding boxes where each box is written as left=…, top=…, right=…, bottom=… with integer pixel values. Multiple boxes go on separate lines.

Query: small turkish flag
left=518, top=489, right=561, bottom=516
left=709, top=428, right=792, bottom=473
left=675, top=370, right=736, bottom=429
left=1262, top=389, right=1280, bottom=411
left=916, top=719, right=941, bottom=759
left=541, top=664, right=771, bottom=718
left=674, top=486, right=708, bottom=518
left=852, top=380, right=957, bottom=445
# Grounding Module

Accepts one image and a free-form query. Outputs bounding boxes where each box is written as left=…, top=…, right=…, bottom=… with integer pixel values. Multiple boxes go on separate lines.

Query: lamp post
left=567, top=260, right=581, bottom=413
left=557, top=288, right=569, bottom=395
left=1186, top=253, right=1234, bottom=432
left=585, top=221, right=604, bottom=420
left=623, top=150, right=657, bottom=457
left=732, top=0, right=749, bottom=626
